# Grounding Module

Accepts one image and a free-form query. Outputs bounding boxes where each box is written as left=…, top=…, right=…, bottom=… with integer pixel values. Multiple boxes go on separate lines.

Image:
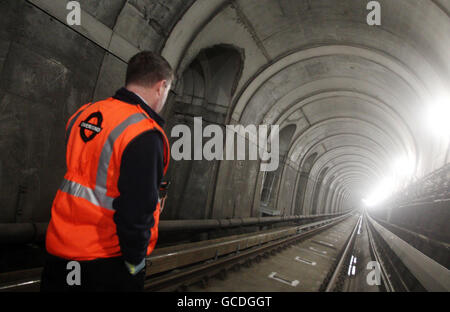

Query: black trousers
left=40, top=253, right=146, bottom=292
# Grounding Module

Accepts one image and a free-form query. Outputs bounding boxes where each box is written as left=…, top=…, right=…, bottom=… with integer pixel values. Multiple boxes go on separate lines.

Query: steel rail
left=144, top=215, right=352, bottom=291
left=324, top=214, right=362, bottom=292
left=366, top=214, right=450, bottom=292
left=364, top=213, right=394, bottom=292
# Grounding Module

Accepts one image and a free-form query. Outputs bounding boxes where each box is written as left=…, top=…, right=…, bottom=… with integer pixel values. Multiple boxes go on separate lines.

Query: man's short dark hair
left=126, top=51, right=174, bottom=87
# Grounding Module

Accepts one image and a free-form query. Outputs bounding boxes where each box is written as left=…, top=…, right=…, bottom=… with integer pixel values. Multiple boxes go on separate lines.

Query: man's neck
left=125, top=85, right=155, bottom=110
left=131, top=91, right=149, bottom=106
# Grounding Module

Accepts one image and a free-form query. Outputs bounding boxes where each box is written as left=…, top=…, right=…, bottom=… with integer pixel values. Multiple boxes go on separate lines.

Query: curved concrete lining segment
left=231, top=45, right=437, bottom=123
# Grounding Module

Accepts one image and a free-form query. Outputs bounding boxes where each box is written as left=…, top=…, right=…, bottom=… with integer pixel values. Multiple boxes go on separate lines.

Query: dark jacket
left=112, top=88, right=165, bottom=265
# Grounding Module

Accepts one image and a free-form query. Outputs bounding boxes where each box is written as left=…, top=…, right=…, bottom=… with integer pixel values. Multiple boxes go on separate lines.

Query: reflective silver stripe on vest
left=95, top=114, right=147, bottom=194
left=60, top=113, right=147, bottom=210
left=60, top=179, right=115, bottom=210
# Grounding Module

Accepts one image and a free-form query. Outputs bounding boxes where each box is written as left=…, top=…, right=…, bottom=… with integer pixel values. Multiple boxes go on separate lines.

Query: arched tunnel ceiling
left=161, top=0, right=450, bottom=210
left=288, top=119, right=406, bottom=167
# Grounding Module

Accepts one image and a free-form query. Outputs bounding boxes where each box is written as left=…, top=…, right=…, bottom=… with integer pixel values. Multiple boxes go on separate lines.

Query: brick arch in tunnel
left=331, top=171, right=379, bottom=211
left=292, top=152, right=318, bottom=216
left=248, top=73, right=420, bottom=161
left=306, top=146, right=389, bottom=194
left=312, top=146, right=389, bottom=214
left=269, top=86, right=414, bottom=210
left=217, top=56, right=422, bottom=217
left=304, top=154, right=384, bottom=214
left=163, top=1, right=449, bottom=101
left=311, top=152, right=386, bottom=214
left=158, top=0, right=450, bottom=218
left=220, top=44, right=446, bottom=214
left=273, top=93, right=415, bottom=214
left=291, top=132, right=385, bottom=211
left=326, top=171, right=374, bottom=214
left=162, top=44, right=243, bottom=220
left=333, top=176, right=373, bottom=212
left=225, top=50, right=428, bottom=216
left=283, top=117, right=404, bottom=211
left=309, top=150, right=386, bottom=189
left=290, top=133, right=389, bottom=211
left=331, top=167, right=385, bottom=211
left=310, top=166, right=329, bottom=216
left=260, top=124, right=297, bottom=216
left=329, top=166, right=381, bottom=213
left=273, top=89, right=419, bottom=161
left=321, top=168, right=374, bottom=215
left=308, top=134, right=410, bottom=207
left=305, top=160, right=381, bottom=212
left=305, top=149, right=386, bottom=214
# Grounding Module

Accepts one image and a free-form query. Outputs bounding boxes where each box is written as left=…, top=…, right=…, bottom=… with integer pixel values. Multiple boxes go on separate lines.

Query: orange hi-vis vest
left=46, top=97, right=170, bottom=261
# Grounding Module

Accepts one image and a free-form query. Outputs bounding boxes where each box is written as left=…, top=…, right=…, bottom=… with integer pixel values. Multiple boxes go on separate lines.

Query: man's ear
left=155, top=80, right=166, bottom=96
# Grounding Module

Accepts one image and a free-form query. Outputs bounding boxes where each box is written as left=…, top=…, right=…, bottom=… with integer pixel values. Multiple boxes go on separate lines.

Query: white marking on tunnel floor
left=295, top=247, right=334, bottom=260
left=309, top=246, right=327, bottom=254
left=312, top=240, right=336, bottom=249
left=295, top=256, right=317, bottom=266
left=348, top=256, right=354, bottom=276
left=348, top=255, right=358, bottom=276
left=268, top=272, right=299, bottom=287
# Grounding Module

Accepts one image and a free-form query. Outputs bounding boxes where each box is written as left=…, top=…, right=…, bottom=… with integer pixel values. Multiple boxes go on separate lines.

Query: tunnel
left=0, top=0, right=449, bottom=294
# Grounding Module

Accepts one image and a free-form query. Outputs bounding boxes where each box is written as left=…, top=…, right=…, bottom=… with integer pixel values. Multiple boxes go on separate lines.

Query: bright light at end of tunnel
left=362, top=177, right=396, bottom=208
left=362, top=155, right=415, bottom=209
left=426, top=95, right=450, bottom=138
left=391, top=156, right=415, bottom=178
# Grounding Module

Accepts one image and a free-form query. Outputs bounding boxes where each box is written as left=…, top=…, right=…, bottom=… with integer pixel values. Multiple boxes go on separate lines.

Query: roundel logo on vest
left=79, top=112, right=103, bottom=142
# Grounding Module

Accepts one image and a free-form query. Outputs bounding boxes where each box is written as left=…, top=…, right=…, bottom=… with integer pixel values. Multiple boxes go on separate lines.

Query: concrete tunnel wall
left=0, top=0, right=449, bottom=225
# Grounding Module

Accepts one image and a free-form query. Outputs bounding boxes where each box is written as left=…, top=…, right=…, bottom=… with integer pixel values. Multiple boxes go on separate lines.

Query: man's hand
left=124, top=259, right=146, bottom=275
left=159, top=181, right=170, bottom=213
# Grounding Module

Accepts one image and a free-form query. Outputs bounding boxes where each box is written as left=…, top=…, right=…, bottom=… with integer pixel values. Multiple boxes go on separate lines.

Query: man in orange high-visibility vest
left=40, top=51, right=173, bottom=292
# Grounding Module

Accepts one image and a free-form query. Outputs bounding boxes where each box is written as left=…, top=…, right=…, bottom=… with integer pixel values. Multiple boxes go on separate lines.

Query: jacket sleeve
left=113, top=130, right=164, bottom=265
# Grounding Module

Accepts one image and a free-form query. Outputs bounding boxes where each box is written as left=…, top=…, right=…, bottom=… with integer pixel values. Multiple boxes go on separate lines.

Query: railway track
left=0, top=213, right=352, bottom=292
left=1, top=210, right=448, bottom=292
left=143, top=213, right=361, bottom=292
left=143, top=210, right=449, bottom=292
